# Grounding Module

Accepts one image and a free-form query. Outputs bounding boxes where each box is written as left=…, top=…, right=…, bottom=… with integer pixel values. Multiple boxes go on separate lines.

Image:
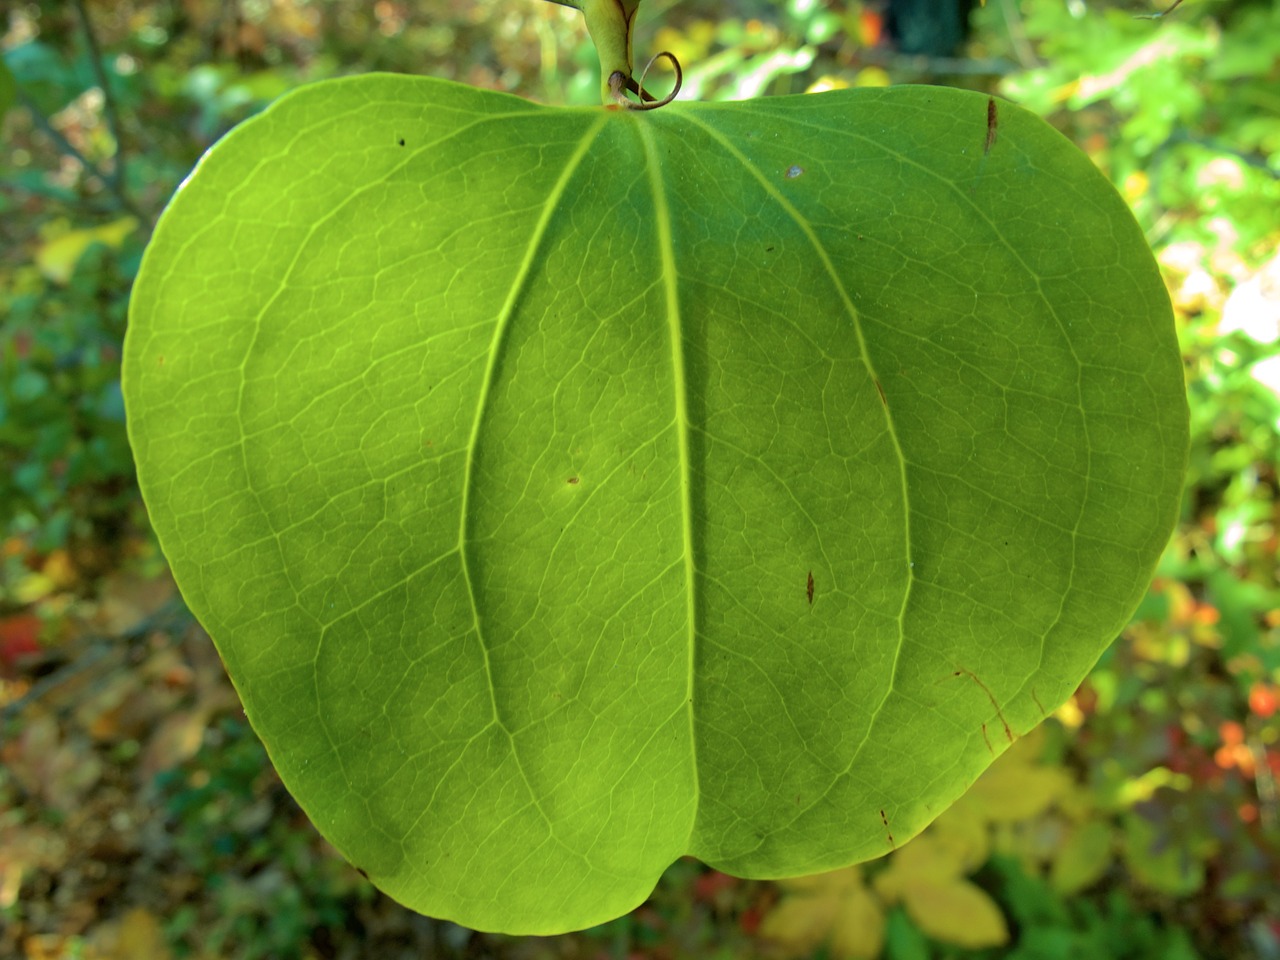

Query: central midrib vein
left=634, top=117, right=701, bottom=820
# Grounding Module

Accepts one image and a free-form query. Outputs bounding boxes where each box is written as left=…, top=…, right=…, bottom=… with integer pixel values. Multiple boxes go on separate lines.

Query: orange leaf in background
left=858, top=11, right=883, bottom=45
left=1220, top=720, right=1245, bottom=746
left=1249, top=682, right=1278, bottom=718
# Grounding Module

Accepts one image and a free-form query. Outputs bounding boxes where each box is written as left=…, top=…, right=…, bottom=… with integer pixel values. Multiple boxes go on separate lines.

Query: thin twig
left=999, top=0, right=1041, bottom=70
left=15, top=87, right=148, bottom=223
left=1136, top=0, right=1186, bottom=20
left=0, top=597, right=192, bottom=727
left=70, top=0, right=127, bottom=195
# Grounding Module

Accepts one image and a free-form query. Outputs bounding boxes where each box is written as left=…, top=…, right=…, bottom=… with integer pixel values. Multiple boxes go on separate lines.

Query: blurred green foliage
left=155, top=717, right=371, bottom=960
left=0, top=241, right=139, bottom=556
left=2, top=0, right=1278, bottom=957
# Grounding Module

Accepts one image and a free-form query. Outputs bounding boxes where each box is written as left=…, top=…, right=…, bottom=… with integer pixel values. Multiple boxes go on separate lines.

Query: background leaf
left=123, top=75, right=1186, bottom=934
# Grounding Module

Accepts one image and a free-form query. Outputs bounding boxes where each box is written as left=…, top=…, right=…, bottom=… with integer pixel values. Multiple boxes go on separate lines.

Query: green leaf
left=123, top=76, right=1187, bottom=934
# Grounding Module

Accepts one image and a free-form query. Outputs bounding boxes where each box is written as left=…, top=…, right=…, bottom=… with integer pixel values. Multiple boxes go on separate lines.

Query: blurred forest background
left=2, top=0, right=1279, bottom=957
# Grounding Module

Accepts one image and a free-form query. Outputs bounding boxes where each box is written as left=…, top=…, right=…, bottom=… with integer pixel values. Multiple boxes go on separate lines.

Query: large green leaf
left=123, top=75, right=1187, bottom=934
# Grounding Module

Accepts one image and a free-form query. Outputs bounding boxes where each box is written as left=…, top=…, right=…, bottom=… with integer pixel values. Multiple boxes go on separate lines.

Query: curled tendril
left=608, top=50, right=683, bottom=111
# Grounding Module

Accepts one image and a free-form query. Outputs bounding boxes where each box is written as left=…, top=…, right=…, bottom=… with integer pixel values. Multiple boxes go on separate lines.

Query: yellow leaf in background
left=1051, top=819, right=1113, bottom=894
left=35, top=216, right=138, bottom=284
left=761, top=867, right=885, bottom=959
left=927, top=807, right=990, bottom=873
left=900, top=878, right=1009, bottom=949
left=852, top=67, right=891, bottom=88
left=895, top=829, right=969, bottom=877
left=828, top=881, right=886, bottom=960
left=777, top=865, right=861, bottom=895
left=967, top=747, right=1070, bottom=823
left=872, top=832, right=964, bottom=904
left=13, top=567, right=62, bottom=604
left=806, top=75, right=850, bottom=94
left=40, top=549, right=78, bottom=590
left=114, top=907, right=172, bottom=960
left=759, top=884, right=842, bottom=955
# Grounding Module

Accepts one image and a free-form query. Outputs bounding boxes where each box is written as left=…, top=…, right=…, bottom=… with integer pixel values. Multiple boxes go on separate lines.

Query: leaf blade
left=124, top=76, right=1187, bottom=934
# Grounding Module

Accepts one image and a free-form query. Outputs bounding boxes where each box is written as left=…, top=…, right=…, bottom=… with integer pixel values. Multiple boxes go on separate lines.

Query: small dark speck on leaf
left=880, top=809, right=895, bottom=847
left=806, top=571, right=814, bottom=606
left=984, top=98, right=997, bottom=155
left=356, top=867, right=370, bottom=879
left=765, top=245, right=775, bottom=253
left=398, top=138, right=406, bottom=146
left=567, top=476, right=580, bottom=484
left=785, top=165, right=804, bottom=179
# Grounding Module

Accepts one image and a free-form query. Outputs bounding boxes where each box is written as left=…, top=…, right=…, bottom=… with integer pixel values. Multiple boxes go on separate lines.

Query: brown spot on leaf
left=567, top=476, right=580, bottom=485
left=955, top=666, right=1014, bottom=742
left=984, top=97, right=998, bottom=156
left=806, top=571, right=814, bottom=606
left=880, top=809, right=895, bottom=848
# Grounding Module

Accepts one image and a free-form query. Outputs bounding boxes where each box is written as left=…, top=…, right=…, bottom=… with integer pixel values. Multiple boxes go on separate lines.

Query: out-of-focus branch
left=70, top=0, right=127, bottom=195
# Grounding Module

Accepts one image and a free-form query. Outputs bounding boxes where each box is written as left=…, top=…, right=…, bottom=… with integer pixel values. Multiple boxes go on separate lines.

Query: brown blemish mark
left=806, top=571, right=815, bottom=606
left=874, top=378, right=887, bottom=407
left=880, top=809, right=895, bottom=848
left=355, top=866, right=370, bottom=879
left=954, top=666, right=1014, bottom=743
left=981, top=722, right=993, bottom=755
left=398, top=137, right=406, bottom=147
left=157, top=355, right=164, bottom=365
left=984, top=98, right=998, bottom=156
left=567, top=476, right=580, bottom=485
left=1031, top=688, right=1046, bottom=715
